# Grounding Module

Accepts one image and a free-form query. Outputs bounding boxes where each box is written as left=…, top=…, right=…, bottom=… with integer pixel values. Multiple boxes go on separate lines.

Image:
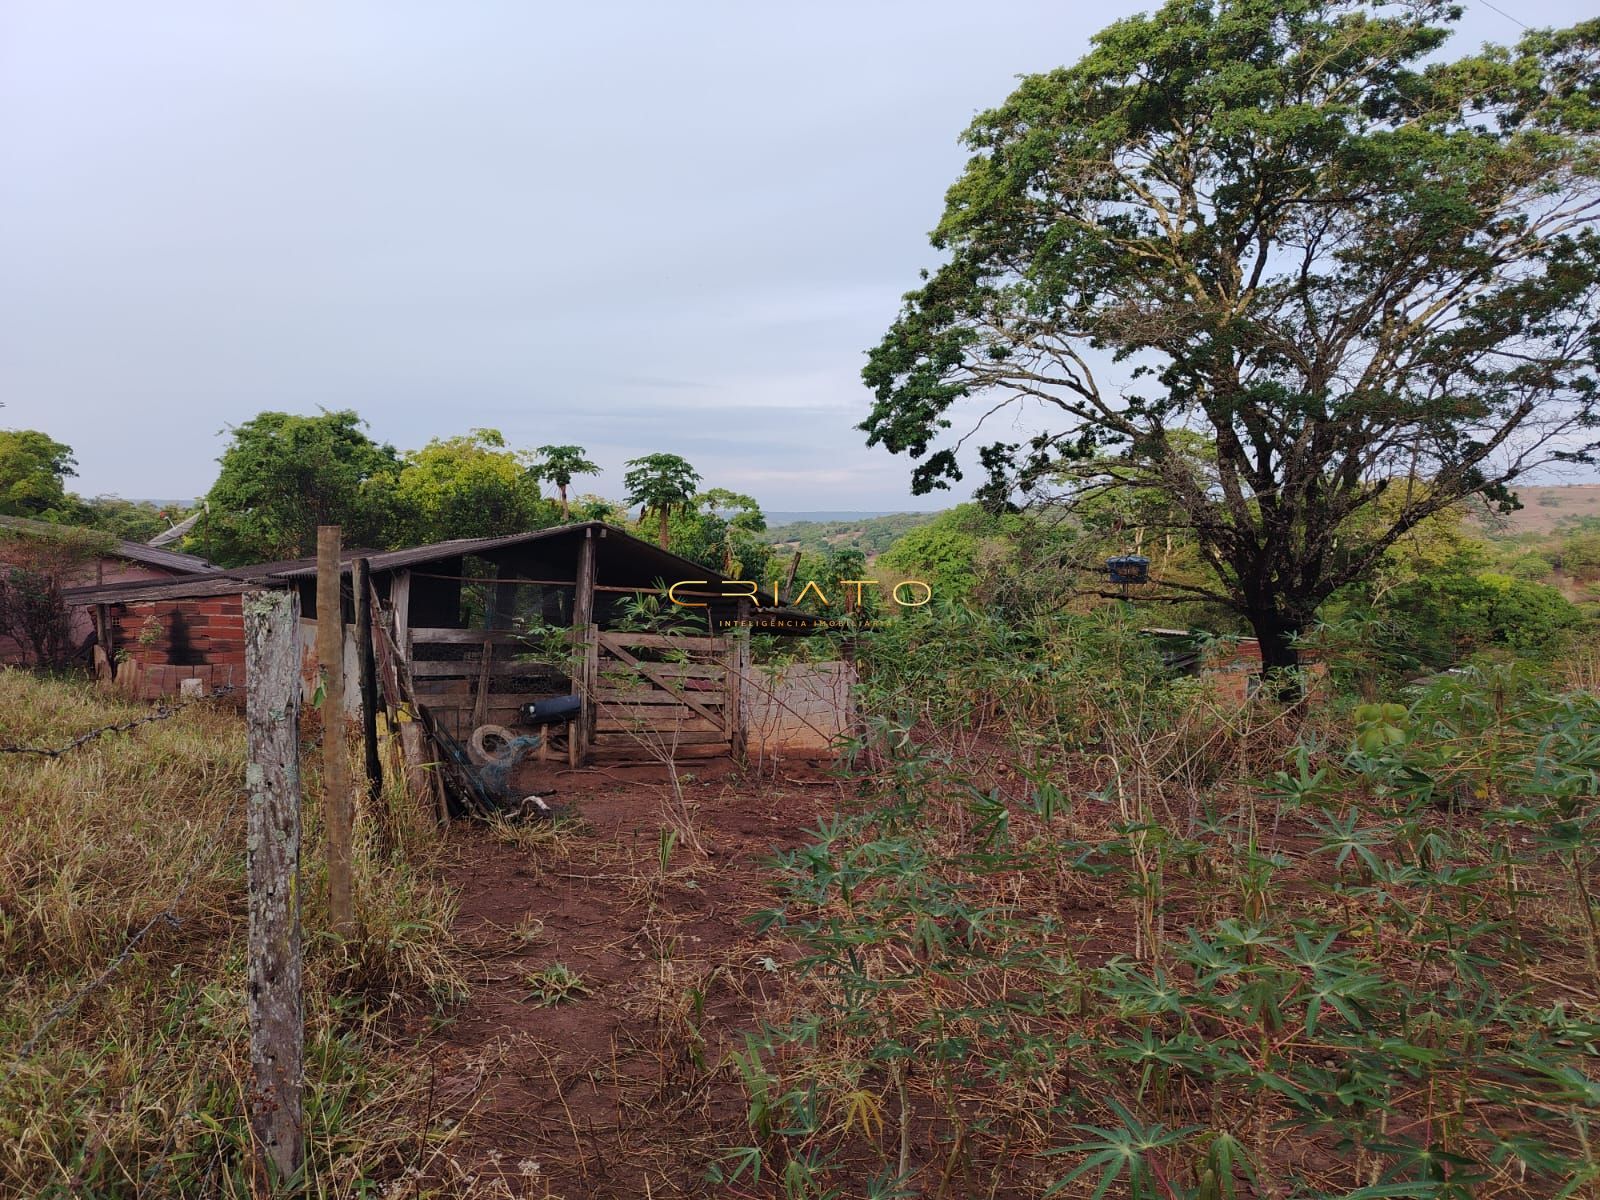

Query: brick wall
left=108, top=594, right=246, bottom=700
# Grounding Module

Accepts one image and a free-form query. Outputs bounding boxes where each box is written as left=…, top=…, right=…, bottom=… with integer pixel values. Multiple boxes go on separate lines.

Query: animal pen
left=62, top=522, right=854, bottom=813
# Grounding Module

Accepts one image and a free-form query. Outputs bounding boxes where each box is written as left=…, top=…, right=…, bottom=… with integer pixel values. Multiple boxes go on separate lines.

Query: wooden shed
left=62, top=521, right=822, bottom=767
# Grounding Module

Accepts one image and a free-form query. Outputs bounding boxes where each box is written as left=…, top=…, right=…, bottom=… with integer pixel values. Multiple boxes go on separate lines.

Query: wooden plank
left=408, top=627, right=528, bottom=646
left=390, top=571, right=411, bottom=655
left=594, top=687, right=726, bottom=705
left=591, top=729, right=731, bottom=746
left=573, top=532, right=597, bottom=763
left=354, top=558, right=386, bottom=854
left=470, top=639, right=493, bottom=729
left=597, top=631, right=726, bottom=652
left=316, top=527, right=354, bottom=939
left=582, top=625, right=599, bottom=761
left=598, top=701, right=720, bottom=722
left=597, top=717, right=724, bottom=734
left=587, top=740, right=729, bottom=762
left=595, top=660, right=722, bottom=679
left=409, top=658, right=563, bottom=678
left=591, top=636, right=725, bottom=726
left=729, top=630, right=745, bottom=761
left=243, top=589, right=304, bottom=1187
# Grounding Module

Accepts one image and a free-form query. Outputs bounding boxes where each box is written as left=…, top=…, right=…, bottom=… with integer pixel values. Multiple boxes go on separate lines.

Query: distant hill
left=762, top=510, right=938, bottom=525
left=1477, top=484, right=1600, bottom=537
left=766, top=511, right=945, bottom=558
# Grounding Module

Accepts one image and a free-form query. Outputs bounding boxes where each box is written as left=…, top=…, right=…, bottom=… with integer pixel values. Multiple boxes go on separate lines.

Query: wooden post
left=354, top=558, right=387, bottom=852
left=389, top=570, right=412, bottom=656
left=244, top=589, right=304, bottom=1188
left=730, top=598, right=750, bottom=761
left=316, top=527, right=354, bottom=938
left=572, top=529, right=598, bottom=764
left=95, top=603, right=116, bottom=680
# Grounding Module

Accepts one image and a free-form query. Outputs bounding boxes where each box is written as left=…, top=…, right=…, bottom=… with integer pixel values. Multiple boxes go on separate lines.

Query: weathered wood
left=368, top=585, right=405, bottom=711
left=409, top=658, right=562, bottom=678
left=406, top=627, right=528, bottom=645
left=593, top=686, right=726, bottom=705
left=731, top=617, right=751, bottom=760
left=598, top=713, right=723, bottom=732
left=596, top=633, right=725, bottom=727
left=595, top=660, right=723, bottom=679
left=397, top=720, right=439, bottom=824
left=389, top=570, right=411, bottom=655
left=587, top=740, right=729, bottom=763
left=316, top=527, right=354, bottom=938
left=597, top=717, right=725, bottom=735
left=244, top=589, right=304, bottom=1189
left=467, top=638, right=492, bottom=729
left=354, top=560, right=385, bottom=849
left=595, top=631, right=726, bottom=652
left=572, top=531, right=598, bottom=763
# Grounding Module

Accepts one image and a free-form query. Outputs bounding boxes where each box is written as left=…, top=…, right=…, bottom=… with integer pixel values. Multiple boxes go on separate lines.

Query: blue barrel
left=520, top=694, right=582, bottom=725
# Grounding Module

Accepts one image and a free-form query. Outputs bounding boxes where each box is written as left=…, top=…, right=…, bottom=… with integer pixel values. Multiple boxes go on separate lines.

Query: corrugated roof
left=0, top=514, right=213, bottom=573
left=63, top=522, right=728, bottom=602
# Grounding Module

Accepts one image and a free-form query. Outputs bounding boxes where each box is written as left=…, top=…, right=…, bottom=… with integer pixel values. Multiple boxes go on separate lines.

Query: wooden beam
left=354, top=558, right=387, bottom=853
left=572, top=529, right=598, bottom=763
left=730, top=607, right=749, bottom=757
left=389, top=570, right=411, bottom=656
left=316, top=526, right=354, bottom=939
left=595, top=632, right=725, bottom=727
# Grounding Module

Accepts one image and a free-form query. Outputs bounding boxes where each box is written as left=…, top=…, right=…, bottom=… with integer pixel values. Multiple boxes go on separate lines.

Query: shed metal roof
left=60, top=523, right=827, bottom=624
left=1, top=514, right=213, bottom=574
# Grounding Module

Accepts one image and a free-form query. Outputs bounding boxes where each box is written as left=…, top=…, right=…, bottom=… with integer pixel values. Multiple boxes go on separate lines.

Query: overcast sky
left=0, top=1, right=1586, bottom=512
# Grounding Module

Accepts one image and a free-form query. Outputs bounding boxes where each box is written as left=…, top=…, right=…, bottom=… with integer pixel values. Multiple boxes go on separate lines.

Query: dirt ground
left=406, top=754, right=843, bottom=1199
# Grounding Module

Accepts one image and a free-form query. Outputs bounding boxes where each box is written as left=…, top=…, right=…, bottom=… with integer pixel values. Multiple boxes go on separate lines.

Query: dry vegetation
left=0, top=670, right=461, bottom=1197
left=6, top=605, right=1600, bottom=1199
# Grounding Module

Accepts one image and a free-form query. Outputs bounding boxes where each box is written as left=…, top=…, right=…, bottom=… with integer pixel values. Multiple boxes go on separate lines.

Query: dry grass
left=0, top=668, right=464, bottom=1197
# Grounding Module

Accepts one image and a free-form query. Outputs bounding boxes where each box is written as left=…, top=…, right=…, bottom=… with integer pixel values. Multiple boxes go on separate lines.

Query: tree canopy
left=0, top=430, right=78, bottom=521
left=202, top=410, right=399, bottom=564
left=381, top=429, right=552, bottom=545
left=530, top=445, right=600, bottom=518
left=623, top=453, right=702, bottom=549
left=862, top=0, right=1600, bottom=669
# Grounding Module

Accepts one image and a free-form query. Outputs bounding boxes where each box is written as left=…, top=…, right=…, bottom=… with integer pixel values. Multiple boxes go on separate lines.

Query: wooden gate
left=588, top=630, right=741, bottom=761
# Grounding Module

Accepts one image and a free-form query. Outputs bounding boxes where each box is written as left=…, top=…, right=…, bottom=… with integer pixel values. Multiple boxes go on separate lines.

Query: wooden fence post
left=352, top=560, right=382, bottom=812
left=317, top=527, right=355, bottom=937
left=572, top=529, right=597, bottom=764
left=244, top=589, right=304, bottom=1188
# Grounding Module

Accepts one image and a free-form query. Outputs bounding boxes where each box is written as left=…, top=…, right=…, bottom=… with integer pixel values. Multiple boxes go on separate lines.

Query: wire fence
left=0, top=684, right=234, bottom=757
left=0, top=688, right=242, bottom=1090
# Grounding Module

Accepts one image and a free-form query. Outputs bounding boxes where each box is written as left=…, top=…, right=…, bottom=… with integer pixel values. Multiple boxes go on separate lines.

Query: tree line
left=0, top=411, right=781, bottom=578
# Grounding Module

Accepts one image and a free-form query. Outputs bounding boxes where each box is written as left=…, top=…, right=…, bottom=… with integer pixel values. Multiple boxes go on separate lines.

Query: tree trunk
left=1246, top=608, right=1304, bottom=702
left=658, top=507, right=669, bottom=549
left=559, top=484, right=570, bottom=519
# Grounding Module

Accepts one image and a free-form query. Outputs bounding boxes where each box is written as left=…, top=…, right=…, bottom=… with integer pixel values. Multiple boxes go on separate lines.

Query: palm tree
left=623, top=453, right=701, bottom=549
left=531, top=445, right=600, bottom=519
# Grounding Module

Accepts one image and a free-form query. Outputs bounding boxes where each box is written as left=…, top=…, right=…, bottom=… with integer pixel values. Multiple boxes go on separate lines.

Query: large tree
left=382, top=429, right=551, bottom=544
left=203, top=410, right=399, bottom=564
left=863, top=0, right=1600, bottom=670
left=531, top=444, right=600, bottom=519
left=0, top=430, right=77, bottom=520
left=623, top=453, right=702, bottom=549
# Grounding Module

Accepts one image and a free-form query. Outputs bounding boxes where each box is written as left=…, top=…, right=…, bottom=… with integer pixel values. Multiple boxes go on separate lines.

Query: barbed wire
left=0, top=785, right=247, bottom=1089
left=0, top=685, right=235, bottom=758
